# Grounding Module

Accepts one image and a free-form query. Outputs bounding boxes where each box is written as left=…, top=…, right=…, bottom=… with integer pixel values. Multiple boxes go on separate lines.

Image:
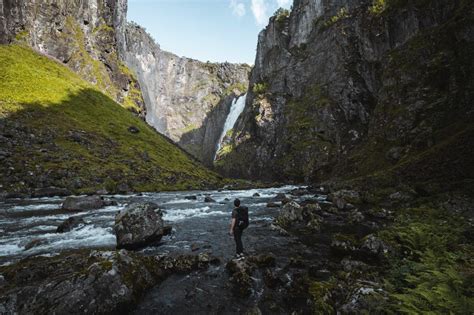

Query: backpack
left=237, top=206, right=249, bottom=229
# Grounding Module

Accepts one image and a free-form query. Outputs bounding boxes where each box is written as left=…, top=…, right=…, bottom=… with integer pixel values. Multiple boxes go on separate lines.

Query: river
left=0, top=186, right=361, bottom=313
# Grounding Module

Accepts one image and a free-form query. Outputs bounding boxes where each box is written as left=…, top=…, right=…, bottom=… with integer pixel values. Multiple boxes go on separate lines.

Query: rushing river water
left=0, top=185, right=316, bottom=266
left=0, top=185, right=340, bottom=313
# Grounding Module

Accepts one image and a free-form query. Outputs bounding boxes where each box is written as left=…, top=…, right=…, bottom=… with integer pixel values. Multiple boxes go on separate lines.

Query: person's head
left=234, top=198, right=241, bottom=207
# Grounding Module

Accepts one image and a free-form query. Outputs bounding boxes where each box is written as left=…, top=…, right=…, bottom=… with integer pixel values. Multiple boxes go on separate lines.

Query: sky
left=127, top=0, right=292, bottom=64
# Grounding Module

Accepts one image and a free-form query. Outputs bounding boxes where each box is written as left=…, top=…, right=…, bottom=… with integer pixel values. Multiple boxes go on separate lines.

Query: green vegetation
left=224, top=82, right=248, bottom=96
left=14, top=29, right=29, bottom=42
left=324, top=7, right=349, bottom=28
left=309, top=279, right=337, bottom=313
left=252, top=82, right=268, bottom=95
left=379, top=206, right=474, bottom=313
left=274, top=8, right=290, bottom=28
left=369, top=0, right=437, bottom=15
left=178, top=123, right=199, bottom=135
left=346, top=0, right=474, bottom=189
left=0, top=45, right=224, bottom=193
left=276, top=84, right=334, bottom=181
left=369, top=0, right=386, bottom=14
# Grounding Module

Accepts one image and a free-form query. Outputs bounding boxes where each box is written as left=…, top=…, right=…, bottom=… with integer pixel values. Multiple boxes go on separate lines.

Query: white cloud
left=230, top=0, right=246, bottom=17
left=276, top=0, right=291, bottom=8
left=251, top=0, right=269, bottom=25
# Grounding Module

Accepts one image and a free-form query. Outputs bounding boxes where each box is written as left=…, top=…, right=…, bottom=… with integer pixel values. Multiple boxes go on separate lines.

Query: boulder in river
left=290, top=188, right=308, bottom=196
left=204, top=196, right=216, bottom=203
left=61, top=195, right=105, bottom=211
left=23, top=238, right=46, bottom=251
left=277, top=201, right=304, bottom=225
left=273, top=193, right=287, bottom=201
left=56, top=216, right=85, bottom=233
left=114, top=202, right=167, bottom=250
left=253, top=193, right=260, bottom=197
left=185, top=195, right=197, bottom=200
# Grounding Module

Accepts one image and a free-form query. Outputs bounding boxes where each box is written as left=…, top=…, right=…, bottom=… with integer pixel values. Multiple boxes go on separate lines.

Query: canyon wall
left=216, top=0, right=474, bottom=189
left=120, top=23, right=251, bottom=164
left=0, top=0, right=251, bottom=164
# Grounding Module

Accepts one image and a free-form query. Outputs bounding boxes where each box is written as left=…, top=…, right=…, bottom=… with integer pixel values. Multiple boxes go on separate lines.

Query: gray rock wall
left=216, top=0, right=474, bottom=185
left=120, top=23, right=251, bottom=163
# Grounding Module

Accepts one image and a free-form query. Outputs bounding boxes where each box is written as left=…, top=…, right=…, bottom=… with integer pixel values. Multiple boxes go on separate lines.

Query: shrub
left=274, top=8, right=290, bottom=28
left=252, top=82, right=268, bottom=95
left=324, top=7, right=349, bottom=28
left=369, top=0, right=387, bottom=14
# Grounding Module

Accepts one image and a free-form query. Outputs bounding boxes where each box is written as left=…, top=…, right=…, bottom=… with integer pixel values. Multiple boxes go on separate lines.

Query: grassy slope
left=0, top=45, right=225, bottom=194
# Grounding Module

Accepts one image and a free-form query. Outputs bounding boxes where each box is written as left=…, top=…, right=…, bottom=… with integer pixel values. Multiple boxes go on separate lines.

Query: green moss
left=63, top=17, right=118, bottom=99
left=324, top=7, right=349, bottom=28
left=369, top=0, right=436, bottom=15
left=216, top=143, right=233, bottom=159
left=252, top=82, right=268, bottom=95
left=179, top=123, right=199, bottom=134
left=224, top=82, right=248, bottom=96
left=275, top=84, right=335, bottom=181
left=14, top=30, right=29, bottom=42
left=203, top=93, right=221, bottom=107
left=92, top=22, right=114, bottom=34
left=0, top=45, right=224, bottom=193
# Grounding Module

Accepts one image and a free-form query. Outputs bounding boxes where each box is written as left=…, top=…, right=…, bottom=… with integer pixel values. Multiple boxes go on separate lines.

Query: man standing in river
left=229, top=198, right=249, bottom=259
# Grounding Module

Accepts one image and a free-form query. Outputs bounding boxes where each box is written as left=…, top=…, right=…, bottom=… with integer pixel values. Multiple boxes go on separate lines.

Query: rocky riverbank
left=2, top=184, right=470, bottom=314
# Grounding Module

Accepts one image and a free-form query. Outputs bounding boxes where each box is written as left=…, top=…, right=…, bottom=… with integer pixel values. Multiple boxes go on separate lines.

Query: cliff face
left=0, top=0, right=145, bottom=115
left=216, top=0, right=474, bottom=188
left=120, top=23, right=251, bottom=164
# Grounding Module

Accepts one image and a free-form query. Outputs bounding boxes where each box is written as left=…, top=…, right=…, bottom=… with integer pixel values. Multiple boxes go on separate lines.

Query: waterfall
left=214, top=93, right=247, bottom=160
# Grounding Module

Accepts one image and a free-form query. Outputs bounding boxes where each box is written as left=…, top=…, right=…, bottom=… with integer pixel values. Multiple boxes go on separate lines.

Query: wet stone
left=23, top=238, right=47, bottom=251
left=56, top=216, right=85, bottom=233
left=204, top=196, right=216, bottom=203
left=62, top=195, right=106, bottom=211
left=266, top=202, right=280, bottom=208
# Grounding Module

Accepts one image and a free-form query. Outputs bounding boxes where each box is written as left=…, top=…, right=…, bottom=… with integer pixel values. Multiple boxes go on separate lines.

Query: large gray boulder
left=114, top=203, right=166, bottom=250
left=61, top=196, right=105, bottom=211
left=277, top=201, right=304, bottom=223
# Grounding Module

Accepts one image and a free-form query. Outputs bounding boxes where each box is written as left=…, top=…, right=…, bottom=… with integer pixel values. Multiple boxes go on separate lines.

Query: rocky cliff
left=120, top=23, right=251, bottom=164
left=0, top=45, right=227, bottom=196
left=0, top=0, right=145, bottom=115
left=216, top=0, right=474, bottom=190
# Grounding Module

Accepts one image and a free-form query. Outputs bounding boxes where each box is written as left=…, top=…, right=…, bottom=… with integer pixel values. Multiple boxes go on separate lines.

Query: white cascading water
left=214, top=93, right=247, bottom=160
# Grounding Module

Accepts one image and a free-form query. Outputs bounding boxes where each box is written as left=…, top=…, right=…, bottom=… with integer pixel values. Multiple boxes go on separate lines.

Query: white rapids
left=0, top=185, right=315, bottom=264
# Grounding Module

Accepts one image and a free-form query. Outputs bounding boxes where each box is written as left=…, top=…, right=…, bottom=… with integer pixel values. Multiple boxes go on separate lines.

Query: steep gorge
left=0, top=0, right=251, bottom=166
left=120, top=23, right=251, bottom=164
left=0, top=0, right=245, bottom=195
left=216, top=0, right=474, bottom=192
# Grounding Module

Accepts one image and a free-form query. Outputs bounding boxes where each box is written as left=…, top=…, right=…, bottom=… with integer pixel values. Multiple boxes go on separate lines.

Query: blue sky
left=127, top=0, right=292, bottom=64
